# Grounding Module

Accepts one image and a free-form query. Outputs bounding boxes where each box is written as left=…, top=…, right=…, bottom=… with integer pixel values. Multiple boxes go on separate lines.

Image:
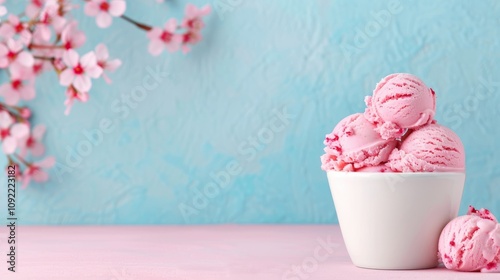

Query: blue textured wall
left=1, top=0, right=499, bottom=224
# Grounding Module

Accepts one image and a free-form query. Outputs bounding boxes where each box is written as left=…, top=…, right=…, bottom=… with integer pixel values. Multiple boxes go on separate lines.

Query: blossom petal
left=7, top=38, right=22, bottom=52
left=31, top=142, right=45, bottom=157
left=59, top=69, right=75, bottom=86
left=201, top=5, right=211, bottom=15
left=16, top=51, right=34, bottom=67
left=32, top=169, right=49, bottom=182
left=102, top=73, right=112, bottom=84
left=37, top=25, right=51, bottom=42
left=78, top=92, right=89, bottom=102
left=21, top=175, right=31, bottom=189
left=20, top=84, right=35, bottom=100
left=146, top=28, right=162, bottom=40
left=1, top=85, right=19, bottom=106
left=148, top=40, right=164, bottom=56
left=63, top=49, right=79, bottom=67
left=19, top=30, right=32, bottom=45
left=86, top=65, right=103, bottom=78
left=74, top=75, right=92, bottom=92
left=109, top=0, right=126, bottom=16
left=81, top=51, right=97, bottom=68
left=185, top=4, right=197, bottom=18
left=37, top=156, right=56, bottom=168
left=72, top=32, right=86, bottom=48
left=33, top=124, right=46, bottom=140
left=21, top=176, right=30, bottom=189
left=105, top=59, right=121, bottom=72
left=0, top=57, right=8, bottom=68
left=0, top=44, right=8, bottom=55
left=96, top=12, right=112, bottom=28
left=0, top=111, right=12, bottom=129
left=164, top=18, right=177, bottom=32
left=84, top=2, right=100, bottom=16
left=10, top=123, right=29, bottom=138
left=64, top=98, right=74, bottom=115
left=0, top=25, right=14, bottom=40
left=2, top=136, right=16, bottom=154
left=95, top=43, right=109, bottom=60
left=52, top=16, right=67, bottom=33
left=25, top=4, right=40, bottom=18
left=8, top=14, right=19, bottom=25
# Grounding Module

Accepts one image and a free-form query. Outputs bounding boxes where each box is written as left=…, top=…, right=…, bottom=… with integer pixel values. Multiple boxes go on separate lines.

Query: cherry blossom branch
left=0, top=0, right=211, bottom=189
left=120, top=15, right=152, bottom=31
left=0, top=102, right=29, bottom=121
left=33, top=55, right=55, bottom=61
left=29, top=44, right=64, bottom=50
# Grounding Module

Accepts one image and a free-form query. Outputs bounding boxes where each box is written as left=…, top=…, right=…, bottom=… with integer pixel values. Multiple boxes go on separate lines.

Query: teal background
left=1, top=0, right=500, bottom=224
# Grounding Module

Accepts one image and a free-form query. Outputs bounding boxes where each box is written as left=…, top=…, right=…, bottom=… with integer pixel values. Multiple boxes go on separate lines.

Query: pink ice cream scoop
left=356, top=164, right=393, bottom=172
left=438, top=206, right=500, bottom=272
left=320, top=113, right=397, bottom=171
left=364, top=73, right=436, bottom=139
left=387, top=123, right=465, bottom=172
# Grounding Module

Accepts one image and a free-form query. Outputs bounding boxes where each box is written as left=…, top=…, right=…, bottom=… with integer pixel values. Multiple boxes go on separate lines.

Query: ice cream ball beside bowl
left=438, top=206, right=500, bottom=272
left=321, top=73, right=466, bottom=270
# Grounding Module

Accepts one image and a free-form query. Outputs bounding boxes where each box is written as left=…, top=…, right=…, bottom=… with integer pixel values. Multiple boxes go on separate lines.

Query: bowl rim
left=326, top=170, right=466, bottom=178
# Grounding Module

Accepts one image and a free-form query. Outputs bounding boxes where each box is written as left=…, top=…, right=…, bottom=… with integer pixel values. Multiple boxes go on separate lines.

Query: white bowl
left=327, top=171, right=465, bottom=270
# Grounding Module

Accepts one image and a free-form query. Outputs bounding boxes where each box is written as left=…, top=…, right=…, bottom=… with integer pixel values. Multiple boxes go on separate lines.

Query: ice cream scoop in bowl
left=327, top=171, right=465, bottom=269
left=321, top=73, right=467, bottom=269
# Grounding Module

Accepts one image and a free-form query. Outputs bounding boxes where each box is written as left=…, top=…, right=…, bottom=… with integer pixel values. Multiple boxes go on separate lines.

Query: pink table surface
left=0, top=225, right=497, bottom=279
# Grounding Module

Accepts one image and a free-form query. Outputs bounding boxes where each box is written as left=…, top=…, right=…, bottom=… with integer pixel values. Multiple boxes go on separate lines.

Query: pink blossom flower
left=95, top=43, right=121, bottom=83
left=0, top=39, right=35, bottom=68
left=0, top=0, right=7, bottom=17
left=20, top=107, right=32, bottom=119
left=30, top=29, right=62, bottom=60
left=180, top=29, right=202, bottom=54
left=182, top=4, right=211, bottom=31
left=64, top=86, right=89, bottom=115
left=43, top=0, right=75, bottom=14
left=0, top=15, right=33, bottom=45
left=0, top=65, right=35, bottom=105
left=26, top=0, right=45, bottom=18
left=19, top=124, right=46, bottom=157
left=146, top=19, right=181, bottom=56
left=84, top=0, right=126, bottom=28
left=34, top=4, right=67, bottom=42
left=179, top=4, right=210, bottom=53
left=21, top=156, right=55, bottom=189
left=52, top=57, right=65, bottom=71
left=59, top=49, right=103, bottom=92
left=31, top=60, right=48, bottom=77
left=0, top=111, right=30, bottom=154
left=61, top=21, right=86, bottom=51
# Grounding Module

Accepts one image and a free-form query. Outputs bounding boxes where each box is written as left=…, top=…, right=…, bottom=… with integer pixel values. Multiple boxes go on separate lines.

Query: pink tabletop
left=0, top=225, right=497, bottom=279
